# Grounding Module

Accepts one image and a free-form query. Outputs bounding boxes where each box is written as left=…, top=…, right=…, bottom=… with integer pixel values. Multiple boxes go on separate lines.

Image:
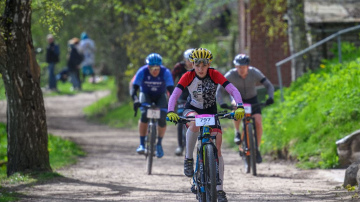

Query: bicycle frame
left=136, top=102, right=163, bottom=175
left=169, top=112, right=233, bottom=202
left=193, top=124, right=221, bottom=201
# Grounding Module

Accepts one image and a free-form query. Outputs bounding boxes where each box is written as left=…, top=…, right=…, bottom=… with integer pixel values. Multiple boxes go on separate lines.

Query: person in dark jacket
left=46, top=34, right=60, bottom=91
left=67, top=37, right=84, bottom=91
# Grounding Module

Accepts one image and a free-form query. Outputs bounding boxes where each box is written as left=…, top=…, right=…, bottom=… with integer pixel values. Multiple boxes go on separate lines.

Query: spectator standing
left=45, top=34, right=60, bottom=91
left=79, top=32, right=96, bottom=83
left=67, top=37, right=84, bottom=91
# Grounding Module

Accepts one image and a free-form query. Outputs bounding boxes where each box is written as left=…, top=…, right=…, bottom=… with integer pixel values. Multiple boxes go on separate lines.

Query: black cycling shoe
left=184, top=158, right=194, bottom=177
left=256, top=149, right=263, bottom=163
left=234, top=132, right=242, bottom=145
left=217, top=190, right=228, bottom=202
left=190, top=184, right=197, bottom=194
left=239, top=150, right=244, bottom=157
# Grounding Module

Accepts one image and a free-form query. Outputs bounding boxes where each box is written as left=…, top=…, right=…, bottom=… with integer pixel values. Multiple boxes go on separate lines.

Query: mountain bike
left=221, top=103, right=265, bottom=176
left=168, top=111, right=234, bottom=202
left=135, top=103, right=162, bottom=175
left=241, top=103, right=266, bottom=176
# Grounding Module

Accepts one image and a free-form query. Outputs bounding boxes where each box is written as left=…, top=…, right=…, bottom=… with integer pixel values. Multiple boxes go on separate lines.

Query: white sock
left=216, top=156, right=224, bottom=191
left=185, top=129, right=198, bottom=159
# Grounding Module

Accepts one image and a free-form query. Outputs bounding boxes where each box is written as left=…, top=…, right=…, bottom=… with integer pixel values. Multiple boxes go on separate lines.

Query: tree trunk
left=287, top=0, right=309, bottom=81
left=1, top=0, right=51, bottom=176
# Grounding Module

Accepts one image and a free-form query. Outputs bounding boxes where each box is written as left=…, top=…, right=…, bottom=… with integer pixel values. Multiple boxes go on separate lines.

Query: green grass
left=48, top=134, right=86, bottom=169
left=0, top=122, right=85, bottom=200
left=261, top=42, right=360, bottom=169
left=0, top=75, right=115, bottom=100
left=84, top=94, right=138, bottom=128
left=43, top=76, right=115, bottom=96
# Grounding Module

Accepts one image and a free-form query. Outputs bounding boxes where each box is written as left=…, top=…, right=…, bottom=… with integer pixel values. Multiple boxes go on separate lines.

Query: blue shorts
left=82, top=65, right=94, bottom=75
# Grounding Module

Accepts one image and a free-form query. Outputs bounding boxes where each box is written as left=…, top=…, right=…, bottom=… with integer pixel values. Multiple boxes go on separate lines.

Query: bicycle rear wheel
left=242, top=130, right=251, bottom=174
left=205, top=144, right=217, bottom=202
left=248, top=123, right=257, bottom=176
left=147, top=122, right=156, bottom=175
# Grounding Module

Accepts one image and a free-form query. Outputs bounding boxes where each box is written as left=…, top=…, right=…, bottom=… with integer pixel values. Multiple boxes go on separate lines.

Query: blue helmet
left=145, top=53, right=162, bottom=65
left=233, top=54, right=250, bottom=66
left=81, top=32, right=88, bottom=40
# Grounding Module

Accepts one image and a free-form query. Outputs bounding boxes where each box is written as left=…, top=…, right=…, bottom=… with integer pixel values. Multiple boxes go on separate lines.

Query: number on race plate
left=147, top=109, right=161, bottom=119
left=244, top=103, right=252, bottom=114
left=195, top=114, right=215, bottom=126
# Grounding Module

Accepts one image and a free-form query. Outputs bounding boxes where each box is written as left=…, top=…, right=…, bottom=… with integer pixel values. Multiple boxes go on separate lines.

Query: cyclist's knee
left=140, top=111, right=149, bottom=123
left=158, top=118, right=166, bottom=127
left=158, top=111, right=167, bottom=127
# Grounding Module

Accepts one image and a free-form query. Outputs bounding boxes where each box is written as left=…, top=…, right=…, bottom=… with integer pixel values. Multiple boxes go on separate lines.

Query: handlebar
left=220, top=102, right=266, bottom=111
left=166, top=111, right=235, bottom=124
left=134, top=102, right=157, bottom=117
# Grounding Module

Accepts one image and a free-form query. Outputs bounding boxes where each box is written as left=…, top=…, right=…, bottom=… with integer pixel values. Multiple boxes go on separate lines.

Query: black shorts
left=243, top=96, right=261, bottom=115
left=139, top=92, right=167, bottom=127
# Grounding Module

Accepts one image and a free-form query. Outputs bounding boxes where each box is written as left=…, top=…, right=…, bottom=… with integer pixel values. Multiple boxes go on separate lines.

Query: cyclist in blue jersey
left=131, top=53, right=174, bottom=158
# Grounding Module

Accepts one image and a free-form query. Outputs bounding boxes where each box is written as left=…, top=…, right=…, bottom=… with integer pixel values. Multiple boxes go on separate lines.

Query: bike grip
left=230, top=112, right=235, bottom=118
left=166, top=117, right=170, bottom=121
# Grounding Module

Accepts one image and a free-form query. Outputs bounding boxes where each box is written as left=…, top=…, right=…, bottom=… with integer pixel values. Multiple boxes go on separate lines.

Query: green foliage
left=32, top=0, right=67, bottom=34
left=261, top=43, right=360, bottom=168
left=250, top=0, right=288, bottom=41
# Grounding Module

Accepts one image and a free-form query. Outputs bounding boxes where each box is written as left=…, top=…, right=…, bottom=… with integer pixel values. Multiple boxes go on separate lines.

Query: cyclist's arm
left=164, top=68, right=174, bottom=95
left=253, top=67, right=274, bottom=99
left=168, top=87, right=183, bottom=112
left=224, top=83, right=243, bottom=105
left=261, top=78, right=274, bottom=99
left=131, top=84, right=139, bottom=102
left=131, top=68, right=145, bottom=102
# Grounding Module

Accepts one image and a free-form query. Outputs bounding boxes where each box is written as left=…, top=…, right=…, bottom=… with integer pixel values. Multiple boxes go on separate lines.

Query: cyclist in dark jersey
left=131, top=53, right=174, bottom=158
left=172, top=48, right=194, bottom=156
left=167, top=48, right=245, bottom=202
left=216, top=54, right=274, bottom=163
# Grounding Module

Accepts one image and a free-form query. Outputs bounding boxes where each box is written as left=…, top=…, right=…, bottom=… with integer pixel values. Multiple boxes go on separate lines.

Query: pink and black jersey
left=177, top=68, right=230, bottom=110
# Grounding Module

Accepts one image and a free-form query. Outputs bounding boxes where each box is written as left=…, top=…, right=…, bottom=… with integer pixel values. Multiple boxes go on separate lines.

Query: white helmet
left=183, top=48, right=194, bottom=60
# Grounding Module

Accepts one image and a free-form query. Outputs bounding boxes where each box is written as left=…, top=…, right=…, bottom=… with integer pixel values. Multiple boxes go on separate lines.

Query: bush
left=261, top=43, right=360, bottom=168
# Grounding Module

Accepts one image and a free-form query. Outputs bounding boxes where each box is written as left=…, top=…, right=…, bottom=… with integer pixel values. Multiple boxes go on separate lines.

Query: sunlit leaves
left=250, top=0, right=287, bottom=41
left=32, top=0, right=67, bottom=34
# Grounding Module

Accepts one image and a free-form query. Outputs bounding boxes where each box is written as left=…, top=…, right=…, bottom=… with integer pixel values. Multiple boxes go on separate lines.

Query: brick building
left=237, top=0, right=360, bottom=88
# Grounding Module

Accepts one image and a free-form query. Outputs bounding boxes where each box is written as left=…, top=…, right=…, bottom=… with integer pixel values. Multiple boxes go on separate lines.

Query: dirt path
left=1, top=91, right=353, bottom=201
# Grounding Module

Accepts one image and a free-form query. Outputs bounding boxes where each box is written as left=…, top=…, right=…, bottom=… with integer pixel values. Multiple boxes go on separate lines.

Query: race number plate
left=244, top=103, right=252, bottom=114
left=195, top=114, right=215, bottom=126
left=147, top=109, right=161, bottom=119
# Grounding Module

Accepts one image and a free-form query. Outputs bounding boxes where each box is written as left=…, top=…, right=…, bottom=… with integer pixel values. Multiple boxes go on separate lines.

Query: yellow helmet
left=189, top=48, right=213, bottom=65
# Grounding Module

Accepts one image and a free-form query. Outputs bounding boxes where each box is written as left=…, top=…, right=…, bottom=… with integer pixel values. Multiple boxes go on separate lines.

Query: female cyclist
left=166, top=48, right=245, bottom=202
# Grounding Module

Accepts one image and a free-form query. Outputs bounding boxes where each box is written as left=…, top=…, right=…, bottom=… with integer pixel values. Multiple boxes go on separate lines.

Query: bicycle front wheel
left=147, top=122, right=156, bottom=175
left=182, top=124, right=187, bottom=149
left=205, top=144, right=217, bottom=202
left=248, top=123, right=257, bottom=176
